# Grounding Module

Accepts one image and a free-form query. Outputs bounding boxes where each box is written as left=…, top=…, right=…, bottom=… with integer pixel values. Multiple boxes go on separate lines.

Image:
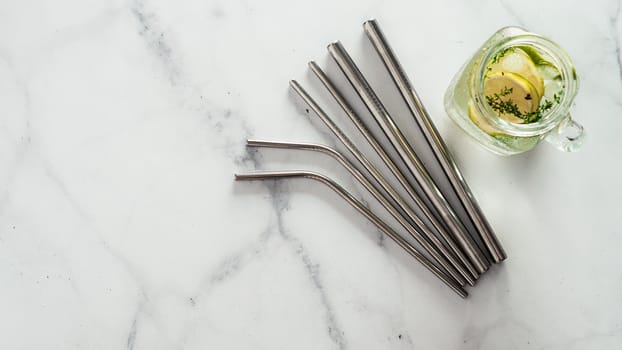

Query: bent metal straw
left=234, top=170, right=468, bottom=298
left=235, top=20, right=506, bottom=298
left=247, top=139, right=472, bottom=286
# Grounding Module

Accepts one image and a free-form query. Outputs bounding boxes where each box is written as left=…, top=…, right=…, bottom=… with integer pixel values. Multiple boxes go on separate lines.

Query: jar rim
left=469, top=33, right=578, bottom=137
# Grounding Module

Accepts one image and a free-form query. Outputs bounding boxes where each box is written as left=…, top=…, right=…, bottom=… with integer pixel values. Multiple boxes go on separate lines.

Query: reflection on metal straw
left=308, top=61, right=479, bottom=279
left=247, top=139, right=472, bottom=286
left=327, top=41, right=490, bottom=273
left=234, top=170, right=468, bottom=298
left=362, top=19, right=506, bottom=263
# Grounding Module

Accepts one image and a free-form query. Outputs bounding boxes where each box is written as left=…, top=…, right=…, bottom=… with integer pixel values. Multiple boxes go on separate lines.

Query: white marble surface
left=1, top=0, right=621, bottom=348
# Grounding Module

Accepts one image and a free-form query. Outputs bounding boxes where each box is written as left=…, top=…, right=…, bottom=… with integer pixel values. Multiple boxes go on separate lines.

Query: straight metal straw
left=289, top=80, right=477, bottom=283
left=308, top=61, right=479, bottom=279
left=362, top=19, right=507, bottom=263
left=234, top=170, right=468, bottom=298
left=327, top=41, right=490, bottom=273
left=247, top=139, right=472, bottom=286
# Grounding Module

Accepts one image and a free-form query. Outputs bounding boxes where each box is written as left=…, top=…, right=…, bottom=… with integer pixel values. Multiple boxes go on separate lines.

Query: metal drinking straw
left=362, top=19, right=507, bottom=263
left=247, top=139, right=472, bottom=286
left=327, top=41, right=489, bottom=273
left=308, top=61, right=479, bottom=279
left=234, top=170, right=468, bottom=298
left=289, top=80, right=478, bottom=283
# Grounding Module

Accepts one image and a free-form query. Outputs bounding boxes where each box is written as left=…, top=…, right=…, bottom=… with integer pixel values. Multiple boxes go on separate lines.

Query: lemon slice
left=488, top=48, right=545, bottom=98
left=483, top=71, right=540, bottom=124
left=468, top=101, right=504, bottom=136
left=468, top=101, right=541, bottom=151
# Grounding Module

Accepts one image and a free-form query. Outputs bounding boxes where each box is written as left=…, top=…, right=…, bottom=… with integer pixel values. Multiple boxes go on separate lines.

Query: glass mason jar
left=444, top=26, right=584, bottom=155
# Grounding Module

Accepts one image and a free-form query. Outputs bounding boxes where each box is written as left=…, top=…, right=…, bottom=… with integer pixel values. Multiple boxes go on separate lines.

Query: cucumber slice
left=518, top=45, right=548, bottom=65
left=519, top=45, right=563, bottom=82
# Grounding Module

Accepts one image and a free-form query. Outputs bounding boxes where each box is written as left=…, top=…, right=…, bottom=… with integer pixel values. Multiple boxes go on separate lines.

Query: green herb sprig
left=490, top=47, right=515, bottom=65
left=485, top=87, right=562, bottom=124
left=485, top=47, right=516, bottom=75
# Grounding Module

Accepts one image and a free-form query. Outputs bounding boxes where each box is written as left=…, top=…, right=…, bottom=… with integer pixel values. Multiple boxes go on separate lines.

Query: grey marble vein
left=610, top=0, right=622, bottom=87
left=192, top=152, right=348, bottom=349
left=127, top=1, right=347, bottom=347
left=18, top=157, right=152, bottom=348
left=266, top=179, right=348, bottom=350
left=537, top=326, right=622, bottom=350
left=0, top=58, right=32, bottom=213
left=500, top=0, right=526, bottom=28
left=200, top=227, right=275, bottom=293
left=130, top=0, right=254, bottom=150
left=42, top=160, right=150, bottom=299
left=127, top=314, right=138, bottom=350
left=131, top=0, right=180, bottom=85
left=2, top=0, right=621, bottom=348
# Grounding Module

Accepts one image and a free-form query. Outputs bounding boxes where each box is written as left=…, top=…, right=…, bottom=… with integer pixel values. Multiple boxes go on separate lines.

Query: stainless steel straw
left=308, top=61, right=479, bottom=279
left=234, top=170, right=468, bottom=298
left=247, top=139, right=472, bottom=286
left=327, top=41, right=489, bottom=273
left=362, top=19, right=507, bottom=263
left=289, top=80, right=478, bottom=282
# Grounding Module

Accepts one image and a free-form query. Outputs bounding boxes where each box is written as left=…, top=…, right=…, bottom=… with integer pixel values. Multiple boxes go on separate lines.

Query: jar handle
left=544, top=114, right=585, bottom=152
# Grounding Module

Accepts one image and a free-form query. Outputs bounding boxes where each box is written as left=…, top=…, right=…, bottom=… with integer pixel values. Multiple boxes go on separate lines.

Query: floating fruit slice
left=518, top=46, right=548, bottom=65
left=468, top=101, right=541, bottom=150
left=468, top=101, right=503, bottom=136
left=519, top=45, right=562, bottom=79
left=483, top=71, right=540, bottom=124
left=488, top=48, right=545, bottom=98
